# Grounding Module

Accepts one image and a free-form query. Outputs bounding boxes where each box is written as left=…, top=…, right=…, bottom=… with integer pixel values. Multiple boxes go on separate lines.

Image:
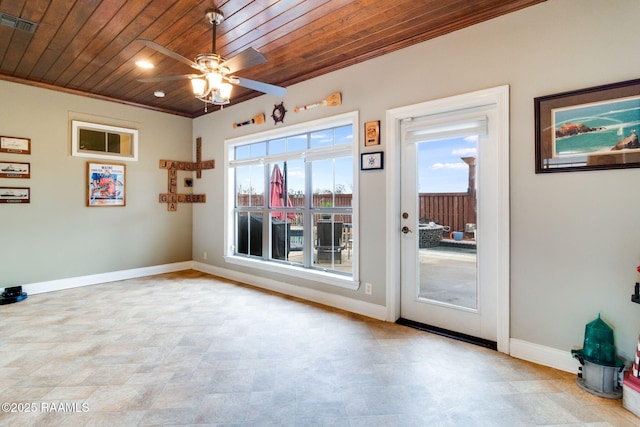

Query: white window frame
left=224, top=111, right=359, bottom=290
left=71, top=120, right=139, bottom=161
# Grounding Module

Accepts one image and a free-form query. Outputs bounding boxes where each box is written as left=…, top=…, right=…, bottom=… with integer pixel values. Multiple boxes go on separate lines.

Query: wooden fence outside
left=236, top=194, right=351, bottom=209
left=419, top=192, right=476, bottom=233
left=236, top=194, right=353, bottom=225
left=237, top=192, right=475, bottom=232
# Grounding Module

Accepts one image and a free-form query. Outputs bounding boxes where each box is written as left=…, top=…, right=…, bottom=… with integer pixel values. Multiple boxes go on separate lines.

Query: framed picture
left=365, top=120, right=380, bottom=146
left=0, top=187, right=30, bottom=203
left=87, top=162, right=126, bottom=207
left=0, top=161, right=30, bottom=178
left=0, top=136, right=31, bottom=154
left=535, top=78, right=640, bottom=173
left=361, top=151, right=384, bottom=170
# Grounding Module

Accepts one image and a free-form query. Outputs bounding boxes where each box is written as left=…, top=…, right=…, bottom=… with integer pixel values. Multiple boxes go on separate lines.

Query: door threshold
left=396, top=318, right=497, bottom=350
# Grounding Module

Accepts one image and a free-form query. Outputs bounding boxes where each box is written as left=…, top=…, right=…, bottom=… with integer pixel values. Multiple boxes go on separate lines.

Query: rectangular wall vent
left=0, top=13, right=37, bottom=34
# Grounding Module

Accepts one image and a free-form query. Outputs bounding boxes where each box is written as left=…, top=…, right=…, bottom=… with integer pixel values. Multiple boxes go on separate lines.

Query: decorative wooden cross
left=159, top=137, right=214, bottom=211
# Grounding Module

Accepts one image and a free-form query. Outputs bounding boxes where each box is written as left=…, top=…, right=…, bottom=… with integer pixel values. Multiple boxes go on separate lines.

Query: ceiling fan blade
left=235, top=77, right=286, bottom=98
left=220, top=48, right=266, bottom=74
left=138, top=74, right=200, bottom=83
left=137, top=39, right=199, bottom=70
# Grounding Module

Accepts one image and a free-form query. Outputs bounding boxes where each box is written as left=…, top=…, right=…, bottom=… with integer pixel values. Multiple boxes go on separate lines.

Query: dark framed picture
left=535, top=78, right=640, bottom=173
left=361, top=151, right=384, bottom=170
left=0, top=161, right=30, bottom=178
left=87, top=162, right=126, bottom=207
left=0, top=187, right=30, bottom=203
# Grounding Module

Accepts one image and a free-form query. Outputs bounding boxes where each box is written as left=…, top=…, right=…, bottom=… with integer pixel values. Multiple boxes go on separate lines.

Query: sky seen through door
left=419, top=135, right=478, bottom=193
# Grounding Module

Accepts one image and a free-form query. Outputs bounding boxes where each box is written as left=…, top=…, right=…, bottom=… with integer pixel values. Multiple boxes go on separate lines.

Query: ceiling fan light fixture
left=192, top=78, right=231, bottom=108
left=219, top=82, right=232, bottom=100
left=206, top=72, right=222, bottom=90
left=191, top=78, right=206, bottom=96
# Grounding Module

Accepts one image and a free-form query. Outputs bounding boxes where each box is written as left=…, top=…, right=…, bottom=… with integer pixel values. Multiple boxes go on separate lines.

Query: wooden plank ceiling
left=0, top=0, right=545, bottom=118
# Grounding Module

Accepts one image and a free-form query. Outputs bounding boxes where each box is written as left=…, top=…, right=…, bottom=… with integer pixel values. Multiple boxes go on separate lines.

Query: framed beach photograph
left=0, top=187, right=30, bottom=203
left=535, top=78, right=640, bottom=173
left=0, top=161, right=30, bottom=178
left=87, top=162, right=126, bottom=207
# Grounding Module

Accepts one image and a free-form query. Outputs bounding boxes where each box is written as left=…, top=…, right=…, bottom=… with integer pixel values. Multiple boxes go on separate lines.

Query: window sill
left=223, top=255, right=359, bottom=291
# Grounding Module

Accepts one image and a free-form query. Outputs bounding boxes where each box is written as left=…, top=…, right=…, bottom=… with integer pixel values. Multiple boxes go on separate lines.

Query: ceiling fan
left=137, top=9, right=286, bottom=110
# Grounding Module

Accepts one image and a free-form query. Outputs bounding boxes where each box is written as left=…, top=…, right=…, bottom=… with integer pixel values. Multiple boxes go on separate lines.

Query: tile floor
left=1, top=270, right=639, bottom=426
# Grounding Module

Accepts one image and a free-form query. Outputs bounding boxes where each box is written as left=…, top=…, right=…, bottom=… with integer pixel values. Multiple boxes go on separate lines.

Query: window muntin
left=228, top=115, right=355, bottom=278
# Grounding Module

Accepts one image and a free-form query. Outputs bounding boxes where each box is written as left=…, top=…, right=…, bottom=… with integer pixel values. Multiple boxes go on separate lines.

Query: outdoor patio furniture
left=315, top=220, right=345, bottom=263
left=237, top=216, right=290, bottom=260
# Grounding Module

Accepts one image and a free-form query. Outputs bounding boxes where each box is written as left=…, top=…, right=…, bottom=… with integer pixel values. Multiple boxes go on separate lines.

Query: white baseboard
left=510, top=338, right=579, bottom=374
left=192, top=261, right=388, bottom=321
left=21, top=261, right=194, bottom=295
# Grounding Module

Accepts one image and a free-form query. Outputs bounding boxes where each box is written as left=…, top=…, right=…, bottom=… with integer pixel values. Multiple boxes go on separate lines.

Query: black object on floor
left=0, top=286, right=28, bottom=305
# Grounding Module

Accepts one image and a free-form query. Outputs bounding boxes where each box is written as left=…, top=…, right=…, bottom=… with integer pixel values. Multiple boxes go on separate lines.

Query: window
left=226, top=112, right=358, bottom=288
left=71, top=120, right=138, bottom=161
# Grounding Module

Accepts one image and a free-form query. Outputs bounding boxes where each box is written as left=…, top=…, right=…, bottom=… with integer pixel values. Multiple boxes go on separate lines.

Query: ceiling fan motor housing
left=195, top=53, right=228, bottom=74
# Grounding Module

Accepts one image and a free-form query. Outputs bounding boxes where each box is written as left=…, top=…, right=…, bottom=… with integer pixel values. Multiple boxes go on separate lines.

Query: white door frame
left=385, top=85, right=510, bottom=354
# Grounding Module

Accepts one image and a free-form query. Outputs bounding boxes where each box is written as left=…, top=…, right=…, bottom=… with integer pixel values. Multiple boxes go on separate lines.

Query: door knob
left=401, top=226, right=412, bottom=234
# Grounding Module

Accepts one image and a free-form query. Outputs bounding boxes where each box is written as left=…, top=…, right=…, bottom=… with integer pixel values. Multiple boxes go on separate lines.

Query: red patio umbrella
left=270, top=164, right=295, bottom=220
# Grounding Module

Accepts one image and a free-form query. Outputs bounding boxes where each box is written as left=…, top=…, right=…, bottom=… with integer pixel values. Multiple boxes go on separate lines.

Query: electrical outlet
left=365, top=282, right=372, bottom=295
left=203, top=251, right=207, bottom=260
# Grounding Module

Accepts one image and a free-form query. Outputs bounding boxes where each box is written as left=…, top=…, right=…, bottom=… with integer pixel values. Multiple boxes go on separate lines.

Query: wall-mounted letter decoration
left=158, top=137, right=214, bottom=211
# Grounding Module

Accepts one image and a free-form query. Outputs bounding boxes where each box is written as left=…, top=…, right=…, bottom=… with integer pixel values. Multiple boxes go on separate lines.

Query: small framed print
left=365, top=121, right=380, bottom=146
left=0, top=187, right=30, bottom=203
left=0, top=161, right=30, bottom=178
left=361, top=151, right=384, bottom=170
left=1, top=136, right=31, bottom=154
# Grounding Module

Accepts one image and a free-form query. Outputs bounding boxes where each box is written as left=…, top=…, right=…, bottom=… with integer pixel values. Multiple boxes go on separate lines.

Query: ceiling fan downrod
left=205, top=9, right=224, bottom=53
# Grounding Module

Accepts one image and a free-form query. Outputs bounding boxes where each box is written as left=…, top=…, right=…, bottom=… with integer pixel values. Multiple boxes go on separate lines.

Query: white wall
left=0, top=81, right=194, bottom=286
left=193, top=0, right=640, bottom=362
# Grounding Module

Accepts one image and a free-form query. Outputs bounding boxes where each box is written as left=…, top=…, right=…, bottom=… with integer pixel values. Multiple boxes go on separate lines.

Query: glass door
left=399, top=111, right=498, bottom=342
